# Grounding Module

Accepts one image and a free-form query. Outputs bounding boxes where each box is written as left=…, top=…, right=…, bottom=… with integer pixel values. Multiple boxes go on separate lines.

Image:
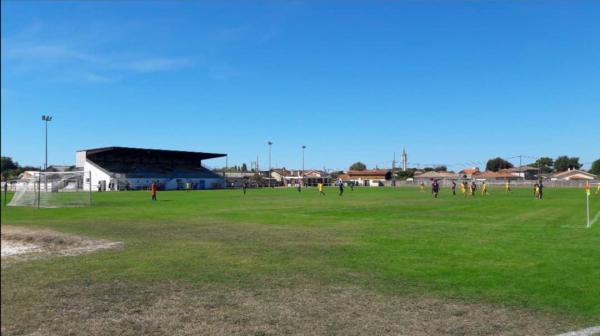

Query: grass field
left=1, top=186, right=599, bottom=335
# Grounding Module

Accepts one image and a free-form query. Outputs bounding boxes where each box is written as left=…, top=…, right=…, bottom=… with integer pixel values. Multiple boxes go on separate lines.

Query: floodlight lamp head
left=268, top=141, right=273, bottom=145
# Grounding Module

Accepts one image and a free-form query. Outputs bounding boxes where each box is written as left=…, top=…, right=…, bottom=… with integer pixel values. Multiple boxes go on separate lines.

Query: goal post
left=7, top=171, right=91, bottom=208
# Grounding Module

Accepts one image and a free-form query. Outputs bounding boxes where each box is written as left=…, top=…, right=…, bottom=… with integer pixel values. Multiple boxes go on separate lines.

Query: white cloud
left=3, top=42, right=94, bottom=62
left=81, top=72, right=116, bottom=83
left=126, top=58, right=192, bottom=73
left=208, top=63, right=238, bottom=80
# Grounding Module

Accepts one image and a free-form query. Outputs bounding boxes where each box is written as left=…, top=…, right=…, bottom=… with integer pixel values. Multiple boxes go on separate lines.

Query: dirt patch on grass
left=1, top=226, right=123, bottom=266
left=1, top=280, right=577, bottom=336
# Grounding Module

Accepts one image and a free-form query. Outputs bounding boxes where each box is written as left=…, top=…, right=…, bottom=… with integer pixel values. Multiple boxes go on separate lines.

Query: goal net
left=7, top=171, right=91, bottom=208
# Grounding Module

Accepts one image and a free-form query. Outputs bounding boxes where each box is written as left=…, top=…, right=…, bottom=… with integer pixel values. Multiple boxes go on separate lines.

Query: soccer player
left=470, top=181, right=477, bottom=196
left=533, top=183, right=539, bottom=198
left=505, top=181, right=511, bottom=193
left=482, top=181, right=489, bottom=196
left=420, top=182, right=425, bottom=192
left=451, top=181, right=457, bottom=196
left=338, top=179, right=344, bottom=196
left=350, top=181, right=354, bottom=192
left=242, top=181, right=248, bottom=195
left=538, top=181, right=544, bottom=199
left=318, top=182, right=326, bottom=196
left=186, top=182, right=191, bottom=192
left=432, top=179, right=440, bottom=198
left=151, top=182, right=157, bottom=201
left=297, top=182, right=302, bottom=192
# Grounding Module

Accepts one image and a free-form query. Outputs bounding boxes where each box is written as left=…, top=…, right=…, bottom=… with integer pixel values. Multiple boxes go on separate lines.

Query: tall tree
left=531, top=157, right=554, bottom=173
left=590, top=159, right=600, bottom=176
left=396, top=168, right=416, bottom=179
left=241, top=163, right=248, bottom=172
left=349, top=162, right=367, bottom=171
left=1, top=157, right=21, bottom=179
left=1, top=157, right=18, bottom=172
left=485, top=157, right=514, bottom=172
left=554, top=156, right=582, bottom=172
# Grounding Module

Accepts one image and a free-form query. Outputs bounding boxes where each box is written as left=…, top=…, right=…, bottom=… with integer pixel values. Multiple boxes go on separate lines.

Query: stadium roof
left=79, top=146, right=226, bottom=161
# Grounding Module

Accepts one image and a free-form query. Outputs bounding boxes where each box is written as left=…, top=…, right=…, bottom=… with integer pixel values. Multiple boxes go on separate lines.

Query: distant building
left=551, top=169, right=597, bottom=181
left=413, top=171, right=459, bottom=181
left=459, top=168, right=480, bottom=179
left=76, top=146, right=226, bottom=191
left=223, top=172, right=256, bottom=188
left=506, top=166, right=539, bottom=180
left=44, top=165, right=77, bottom=172
left=271, top=169, right=329, bottom=186
left=477, top=171, right=521, bottom=181
left=271, top=169, right=302, bottom=186
left=346, top=169, right=392, bottom=187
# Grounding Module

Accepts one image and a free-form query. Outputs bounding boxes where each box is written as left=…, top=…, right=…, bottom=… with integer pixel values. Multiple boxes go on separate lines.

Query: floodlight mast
left=41, top=115, right=53, bottom=170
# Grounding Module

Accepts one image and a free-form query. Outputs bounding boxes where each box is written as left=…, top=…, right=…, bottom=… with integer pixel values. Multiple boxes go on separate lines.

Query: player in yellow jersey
left=318, top=183, right=325, bottom=196
left=505, top=180, right=511, bottom=193
left=460, top=181, right=467, bottom=196
left=420, top=182, right=425, bottom=192
left=482, top=181, right=489, bottom=196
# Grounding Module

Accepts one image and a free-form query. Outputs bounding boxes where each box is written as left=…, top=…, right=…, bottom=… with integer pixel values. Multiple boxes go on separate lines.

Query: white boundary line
left=555, top=326, right=600, bottom=336
left=590, top=211, right=600, bottom=227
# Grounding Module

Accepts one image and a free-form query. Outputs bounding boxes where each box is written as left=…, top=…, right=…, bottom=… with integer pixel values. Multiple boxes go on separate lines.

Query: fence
left=387, top=179, right=598, bottom=188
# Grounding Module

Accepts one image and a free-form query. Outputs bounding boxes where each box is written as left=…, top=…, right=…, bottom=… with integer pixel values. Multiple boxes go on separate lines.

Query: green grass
left=2, top=186, right=599, bottom=322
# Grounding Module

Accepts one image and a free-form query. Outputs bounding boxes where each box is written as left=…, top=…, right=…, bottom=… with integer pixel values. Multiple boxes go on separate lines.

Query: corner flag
left=586, top=188, right=591, bottom=228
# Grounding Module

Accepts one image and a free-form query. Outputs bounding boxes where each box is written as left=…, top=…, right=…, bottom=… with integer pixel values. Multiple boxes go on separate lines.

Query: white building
left=551, top=169, right=597, bottom=181
left=76, top=146, right=226, bottom=191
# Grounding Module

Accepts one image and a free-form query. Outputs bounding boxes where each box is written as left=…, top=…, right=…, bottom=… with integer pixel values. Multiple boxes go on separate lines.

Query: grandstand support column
left=88, top=171, right=92, bottom=206
left=225, top=155, right=228, bottom=187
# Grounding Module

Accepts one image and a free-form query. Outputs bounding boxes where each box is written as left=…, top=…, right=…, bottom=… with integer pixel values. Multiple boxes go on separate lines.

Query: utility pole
left=392, top=152, right=396, bottom=187
left=302, top=145, right=306, bottom=188
left=268, top=141, right=272, bottom=187
left=518, top=155, right=524, bottom=180
left=42, top=115, right=53, bottom=170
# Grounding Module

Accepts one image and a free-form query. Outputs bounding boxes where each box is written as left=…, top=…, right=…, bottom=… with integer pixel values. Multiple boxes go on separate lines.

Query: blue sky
left=2, top=1, right=599, bottom=171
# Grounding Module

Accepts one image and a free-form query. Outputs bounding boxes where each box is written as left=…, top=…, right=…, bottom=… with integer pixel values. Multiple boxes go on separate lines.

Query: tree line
left=1, top=157, right=40, bottom=179
left=486, top=156, right=599, bottom=175
left=348, top=157, right=600, bottom=178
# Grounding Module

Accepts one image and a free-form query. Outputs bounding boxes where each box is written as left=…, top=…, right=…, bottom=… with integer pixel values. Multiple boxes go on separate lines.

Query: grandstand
left=76, top=147, right=226, bottom=191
